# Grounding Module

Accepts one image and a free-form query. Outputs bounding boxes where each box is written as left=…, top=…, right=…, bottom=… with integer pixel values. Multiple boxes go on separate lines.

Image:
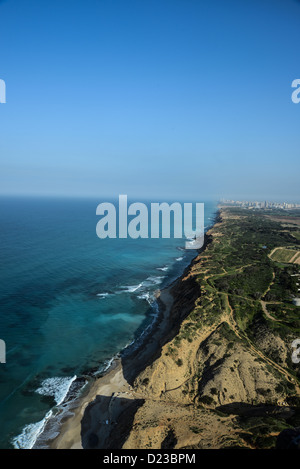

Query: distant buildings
left=220, top=199, right=300, bottom=210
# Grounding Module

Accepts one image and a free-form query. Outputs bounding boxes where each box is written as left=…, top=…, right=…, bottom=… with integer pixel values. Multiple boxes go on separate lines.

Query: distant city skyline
left=221, top=199, right=300, bottom=209
left=0, top=0, right=300, bottom=201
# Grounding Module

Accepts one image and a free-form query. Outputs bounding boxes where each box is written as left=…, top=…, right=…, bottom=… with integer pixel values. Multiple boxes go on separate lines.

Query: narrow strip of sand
left=49, top=287, right=174, bottom=449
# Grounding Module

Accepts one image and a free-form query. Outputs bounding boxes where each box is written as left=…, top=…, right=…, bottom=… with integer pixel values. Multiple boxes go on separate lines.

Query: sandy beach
left=37, top=218, right=215, bottom=450
left=49, top=287, right=175, bottom=449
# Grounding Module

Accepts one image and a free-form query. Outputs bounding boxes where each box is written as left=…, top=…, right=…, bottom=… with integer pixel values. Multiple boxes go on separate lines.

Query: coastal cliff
left=114, top=208, right=300, bottom=449
left=54, top=207, right=300, bottom=450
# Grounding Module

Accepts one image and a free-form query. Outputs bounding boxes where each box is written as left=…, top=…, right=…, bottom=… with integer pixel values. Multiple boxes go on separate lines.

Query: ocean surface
left=0, top=196, right=217, bottom=448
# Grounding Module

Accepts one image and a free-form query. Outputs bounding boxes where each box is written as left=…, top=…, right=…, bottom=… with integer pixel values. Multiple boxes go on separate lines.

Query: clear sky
left=0, top=0, right=299, bottom=201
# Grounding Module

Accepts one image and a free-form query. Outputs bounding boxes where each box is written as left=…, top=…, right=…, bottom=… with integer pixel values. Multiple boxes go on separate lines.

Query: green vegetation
left=179, top=206, right=300, bottom=448
left=237, top=415, right=292, bottom=449
left=270, top=247, right=300, bottom=263
left=192, top=207, right=300, bottom=343
left=213, top=264, right=273, bottom=299
left=264, top=267, right=298, bottom=302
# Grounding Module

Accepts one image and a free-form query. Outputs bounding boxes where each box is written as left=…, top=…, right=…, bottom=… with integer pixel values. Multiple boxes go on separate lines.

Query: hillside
left=121, top=207, right=300, bottom=449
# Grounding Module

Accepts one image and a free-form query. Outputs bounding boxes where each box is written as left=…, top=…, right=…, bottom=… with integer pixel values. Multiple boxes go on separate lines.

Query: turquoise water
left=0, top=197, right=217, bottom=448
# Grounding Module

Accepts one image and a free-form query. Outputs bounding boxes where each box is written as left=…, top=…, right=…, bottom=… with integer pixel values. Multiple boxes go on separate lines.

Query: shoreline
left=38, top=211, right=220, bottom=449
left=28, top=205, right=300, bottom=450
left=48, top=286, right=176, bottom=449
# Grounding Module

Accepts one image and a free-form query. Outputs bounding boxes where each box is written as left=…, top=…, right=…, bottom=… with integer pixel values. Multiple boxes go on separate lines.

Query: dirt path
left=262, top=271, right=275, bottom=298
left=289, top=251, right=300, bottom=264
left=224, top=295, right=300, bottom=395
left=260, top=300, right=281, bottom=322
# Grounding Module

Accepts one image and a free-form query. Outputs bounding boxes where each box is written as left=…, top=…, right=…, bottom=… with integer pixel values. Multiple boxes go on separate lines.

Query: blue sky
left=0, top=0, right=299, bottom=201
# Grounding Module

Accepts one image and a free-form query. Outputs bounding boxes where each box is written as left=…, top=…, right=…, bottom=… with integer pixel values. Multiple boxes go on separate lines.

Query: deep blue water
left=0, top=196, right=217, bottom=448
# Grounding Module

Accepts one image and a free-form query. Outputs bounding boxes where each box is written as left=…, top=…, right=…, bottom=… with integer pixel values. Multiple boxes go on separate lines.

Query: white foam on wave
left=137, top=290, right=159, bottom=314
left=119, top=283, right=143, bottom=293
left=12, top=410, right=53, bottom=449
left=102, top=356, right=116, bottom=373
left=12, top=375, right=77, bottom=449
left=123, top=294, right=160, bottom=354
left=118, top=276, right=164, bottom=294
left=137, top=291, right=154, bottom=305
left=35, top=375, right=77, bottom=406
left=137, top=291, right=151, bottom=300
left=96, top=292, right=113, bottom=299
left=143, top=276, right=164, bottom=286
left=123, top=276, right=163, bottom=317
left=156, top=266, right=169, bottom=272
left=176, top=256, right=183, bottom=261
left=97, top=276, right=164, bottom=301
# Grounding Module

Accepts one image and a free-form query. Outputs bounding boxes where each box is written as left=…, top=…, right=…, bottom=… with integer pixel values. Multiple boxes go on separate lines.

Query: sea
left=0, top=196, right=217, bottom=449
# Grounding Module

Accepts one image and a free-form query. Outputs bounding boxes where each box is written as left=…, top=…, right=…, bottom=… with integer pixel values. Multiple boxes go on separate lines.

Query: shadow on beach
left=81, top=394, right=144, bottom=449
left=79, top=262, right=202, bottom=449
left=54, top=234, right=214, bottom=449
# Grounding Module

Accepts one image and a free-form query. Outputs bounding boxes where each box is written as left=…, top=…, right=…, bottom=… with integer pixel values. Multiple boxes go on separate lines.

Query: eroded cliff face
left=119, top=210, right=300, bottom=449
left=125, top=320, right=292, bottom=449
